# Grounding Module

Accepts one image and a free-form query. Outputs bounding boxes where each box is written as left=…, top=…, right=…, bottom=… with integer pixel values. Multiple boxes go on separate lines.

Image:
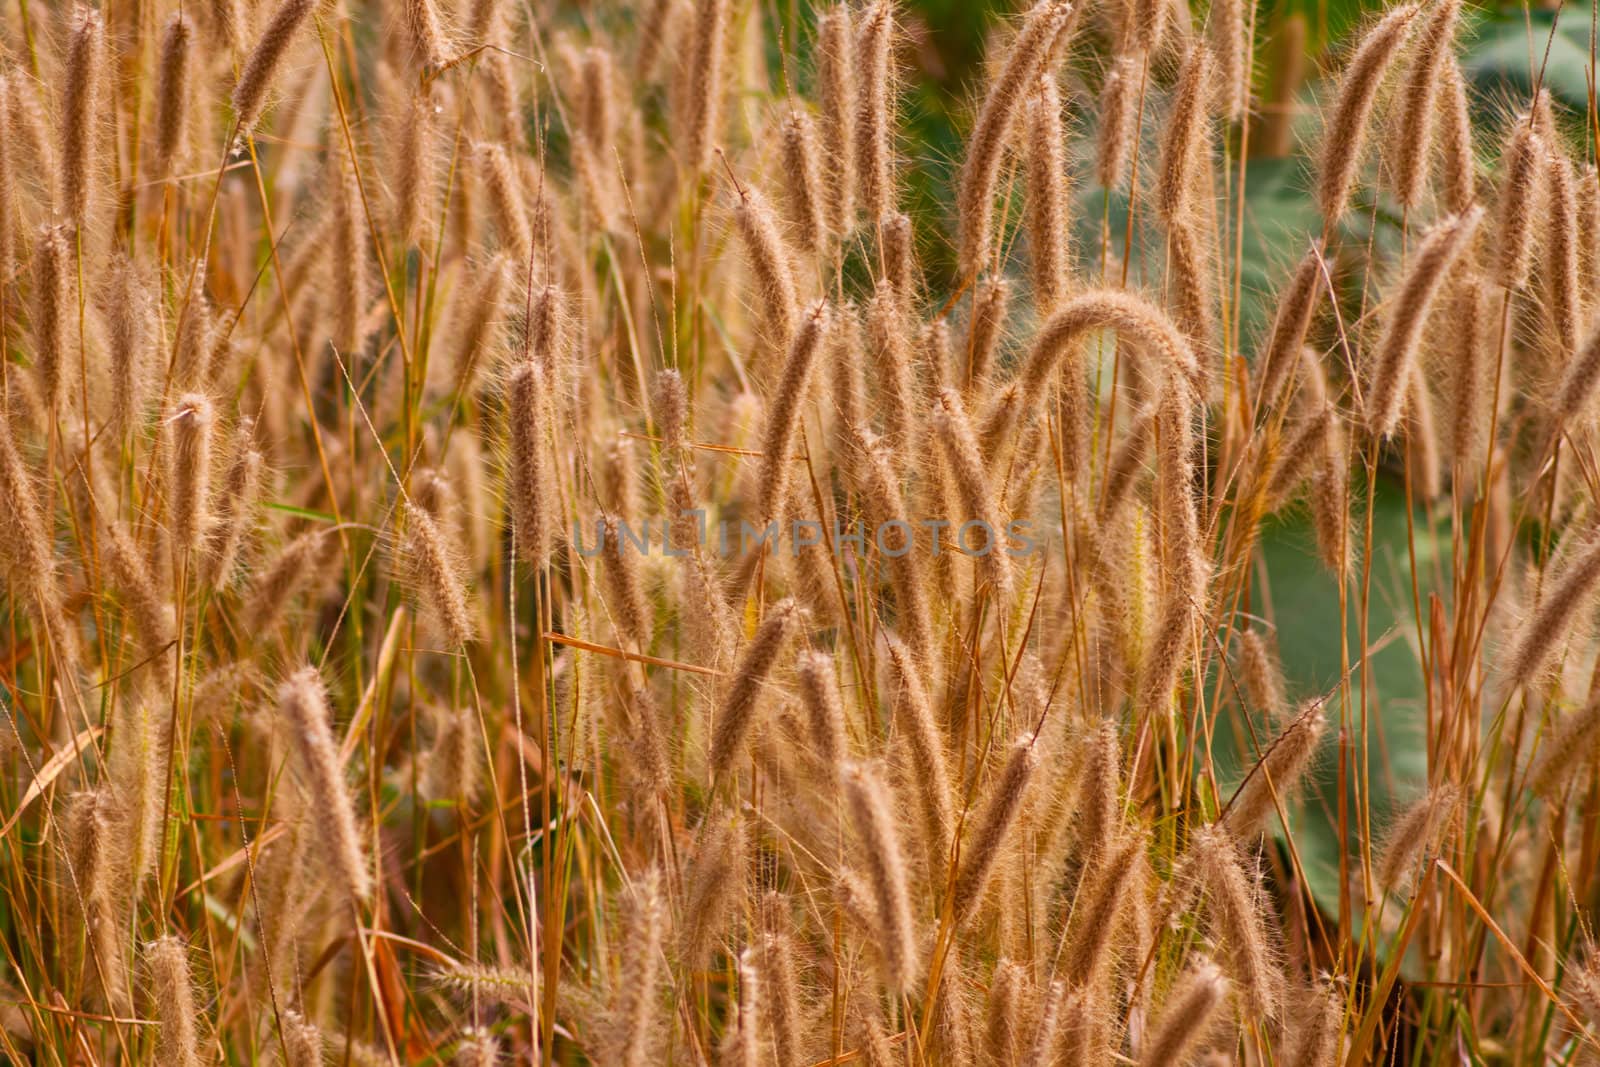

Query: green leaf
left=263, top=501, right=339, bottom=524
left=1462, top=4, right=1595, bottom=112
left=1219, top=478, right=1441, bottom=921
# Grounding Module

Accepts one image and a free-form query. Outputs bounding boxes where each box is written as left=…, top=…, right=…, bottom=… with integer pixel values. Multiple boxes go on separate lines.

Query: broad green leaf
left=1463, top=4, right=1595, bottom=113
left=1218, top=479, right=1441, bottom=921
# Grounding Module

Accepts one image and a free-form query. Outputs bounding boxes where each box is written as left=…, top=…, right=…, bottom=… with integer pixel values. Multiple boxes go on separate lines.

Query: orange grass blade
left=541, top=630, right=724, bottom=676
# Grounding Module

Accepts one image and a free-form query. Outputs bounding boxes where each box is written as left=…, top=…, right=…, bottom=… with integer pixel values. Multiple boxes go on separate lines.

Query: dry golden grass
left=3, top=0, right=1600, bottom=1063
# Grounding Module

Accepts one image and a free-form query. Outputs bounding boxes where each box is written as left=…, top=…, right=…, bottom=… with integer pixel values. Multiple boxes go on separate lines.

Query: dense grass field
left=5, top=0, right=1600, bottom=1062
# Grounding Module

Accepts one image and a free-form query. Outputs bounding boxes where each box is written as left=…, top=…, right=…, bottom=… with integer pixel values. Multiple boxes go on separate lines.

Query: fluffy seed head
left=1315, top=4, right=1419, bottom=224
left=441, top=256, right=508, bottom=395
left=104, top=521, right=176, bottom=661
left=454, top=1030, right=500, bottom=1067
left=1447, top=274, right=1493, bottom=472
left=734, top=187, right=801, bottom=355
left=280, top=1010, right=322, bottom=1067
left=843, top=760, right=919, bottom=992
left=1137, top=959, right=1230, bottom=1067
left=147, top=936, right=202, bottom=1067
left=816, top=6, right=858, bottom=235
left=33, top=224, right=70, bottom=415
left=330, top=152, right=370, bottom=357
left=1528, top=693, right=1600, bottom=797
left=957, top=0, right=1071, bottom=277
left=1495, top=118, right=1544, bottom=290
left=1076, top=721, right=1124, bottom=867
left=1017, top=288, right=1203, bottom=419
left=101, top=255, right=155, bottom=435
left=855, top=0, right=897, bottom=219
left=932, top=387, right=1014, bottom=594
left=623, top=685, right=670, bottom=801
left=60, top=6, right=105, bottom=226
left=577, top=46, right=619, bottom=153
left=964, top=277, right=1011, bottom=395
left=1555, top=317, right=1600, bottom=425
left=866, top=283, right=916, bottom=448
left=1096, top=52, right=1141, bottom=190
left=613, top=869, right=667, bottom=1066
left=1222, top=700, right=1327, bottom=838
left=879, top=211, right=916, bottom=294
left=679, top=0, right=730, bottom=174
left=0, top=79, right=13, bottom=282
left=429, top=960, right=535, bottom=1009
left=680, top=811, right=746, bottom=967
left=1024, top=75, right=1070, bottom=313
left=828, top=301, right=866, bottom=442
left=422, top=705, right=482, bottom=806
left=1157, top=45, right=1215, bottom=223
left=758, top=901, right=804, bottom=1067
left=392, top=88, right=441, bottom=247
left=5, top=72, right=55, bottom=190
left=1256, top=244, right=1325, bottom=414
left=599, top=512, right=650, bottom=648
left=1209, top=0, right=1247, bottom=121
left=1312, top=417, right=1352, bottom=576
left=523, top=282, right=570, bottom=377
left=777, top=109, right=827, bottom=252
left=1365, top=205, right=1483, bottom=438
left=279, top=667, right=371, bottom=902
left=246, top=527, right=337, bottom=634
left=708, top=599, right=799, bottom=777
left=476, top=141, right=533, bottom=263
left=1579, top=164, right=1600, bottom=307
left=951, top=736, right=1036, bottom=922
left=64, top=787, right=131, bottom=1013
left=0, top=411, right=52, bottom=581
left=985, top=960, right=1034, bottom=1065
left=1167, top=218, right=1219, bottom=369
left=1437, top=57, right=1476, bottom=213
left=1192, top=824, right=1281, bottom=1016
left=1279, top=980, right=1343, bottom=1067
left=208, top=0, right=245, bottom=51
left=654, top=368, right=690, bottom=454
left=1267, top=405, right=1334, bottom=509
left=401, top=500, right=475, bottom=646
left=795, top=649, right=848, bottom=770
left=406, top=0, right=451, bottom=69
left=169, top=394, right=216, bottom=554
left=1546, top=150, right=1582, bottom=359
left=1393, top=0, right=1462, bottom=209
left=1405, top=374, right=1440, bottom=506
left=507, top=361, right=553, bottom=565
left=1401, top=348, right=1440, bottom=451
left=154, top=13, right=195, bottom=179
left=1236, top=627, right=1289, bottom=722
left=852, top=427, right=935, bottom=669
left=106, top=693, right=166, bottom=885
left=231, top=0, right=317, bottom=139
left=1126, top=0, right=1168, bottom=54
left=756, top=301, right=829, bottom=520
left=884, top=633, right=955, bottom=875
left=1063, top=836, right=1140, bottom=986
left=1376, top=783, right=1459, bottom=891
